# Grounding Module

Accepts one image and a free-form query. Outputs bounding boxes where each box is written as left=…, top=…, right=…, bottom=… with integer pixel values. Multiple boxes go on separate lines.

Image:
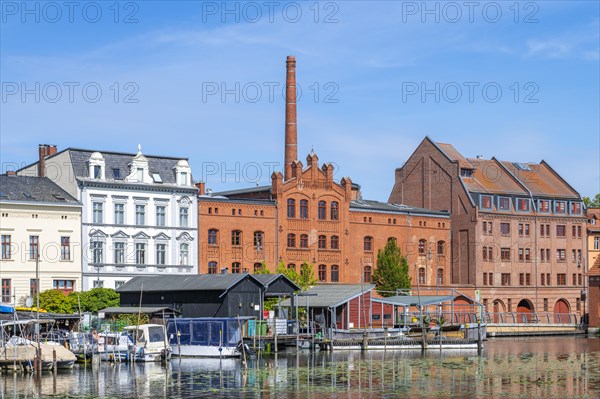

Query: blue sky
left=1, top=1, right=599, bottom=201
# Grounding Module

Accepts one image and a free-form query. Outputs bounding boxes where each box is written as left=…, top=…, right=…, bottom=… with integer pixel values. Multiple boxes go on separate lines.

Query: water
left=2, top=336, right=599, bottom=398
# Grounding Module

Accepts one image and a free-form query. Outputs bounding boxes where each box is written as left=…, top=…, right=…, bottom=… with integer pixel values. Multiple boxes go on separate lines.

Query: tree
left=297, top=262, right=317, bottom=290
left=70, top=288, right=120, bottom=313
left=372, top=239, right=411, bottom=297
left=253, top=261, right=270, bottom=274
left=584, top=194, right=600, bottom=208
left=276, top=260, right=298, bottom=283
left=36, top=289, right=76, bottom=314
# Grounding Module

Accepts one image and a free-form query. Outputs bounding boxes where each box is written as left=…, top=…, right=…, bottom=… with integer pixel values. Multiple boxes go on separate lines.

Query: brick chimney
left=195, top=181, right=206, bottom=195
left=38, top=144, right=57, bottom=177
left=284, top=55, right=297, bottom=181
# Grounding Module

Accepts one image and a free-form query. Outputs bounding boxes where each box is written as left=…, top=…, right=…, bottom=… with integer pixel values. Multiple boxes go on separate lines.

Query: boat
left=97, top=330, right=132, bottom=362
left=123, top=324, right=171, bottom=362
left=67, top=331, right=95, bottom=362
left=166, top=318, right=247, bottom=358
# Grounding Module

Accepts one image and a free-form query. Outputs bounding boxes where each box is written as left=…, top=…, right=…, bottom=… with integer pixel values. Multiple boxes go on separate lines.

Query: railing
left=483, top=311, right=580, bottom=325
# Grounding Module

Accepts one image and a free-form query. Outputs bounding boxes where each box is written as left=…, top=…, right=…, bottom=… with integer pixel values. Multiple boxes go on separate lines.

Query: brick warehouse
left=196, top=56, right=451, bottom=287
left=389, top=137, right=587, bottom=320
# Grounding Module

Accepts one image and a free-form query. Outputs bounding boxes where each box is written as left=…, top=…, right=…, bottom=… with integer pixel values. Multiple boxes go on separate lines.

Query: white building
left=0, top=174, right=82, bottom=302
left=19, top=145, right=198, bottom=290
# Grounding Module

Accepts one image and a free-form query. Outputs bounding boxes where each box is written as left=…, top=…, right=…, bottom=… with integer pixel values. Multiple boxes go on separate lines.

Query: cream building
left=0, top=175, right=82, bottom=303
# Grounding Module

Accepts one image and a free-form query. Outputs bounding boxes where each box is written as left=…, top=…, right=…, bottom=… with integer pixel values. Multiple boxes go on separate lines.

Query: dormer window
left=93, top=165, right=101, bottom=179
left=174, top=159, right=191, bottom=186
left=180, top=172, right=188, bottom=186
left=152, top=173, right=162, bottom=183
left=516, top=198, right=530, bottom=212
left=570, top=202, right=582, bottom=215
left=88, top=152, right=105, bottom=180
left=460, top=168, right=473, bottom=177
left=137, top=168, right=143, bottom=182
left=480, top=195, right=493, bottom=210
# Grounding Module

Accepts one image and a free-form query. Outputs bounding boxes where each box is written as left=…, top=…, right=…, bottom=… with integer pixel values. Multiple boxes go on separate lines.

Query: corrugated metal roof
left=279, top=284, right=375, bottom=308
left=116, top=274, right=257, bottom=293
left=0, top=175, right=80, bottom=204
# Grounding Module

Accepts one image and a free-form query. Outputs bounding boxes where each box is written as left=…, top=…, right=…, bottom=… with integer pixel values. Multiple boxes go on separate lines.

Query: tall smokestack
left=284, top=55, right=297, bottom=181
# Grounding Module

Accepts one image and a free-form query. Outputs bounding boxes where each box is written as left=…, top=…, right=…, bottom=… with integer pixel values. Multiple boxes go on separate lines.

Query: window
left=579, top=273, right=582, bottom=286
left=253, top=263, right=263, bottom=273
left=318, top=235, right=327, bottom=249
left=1, top=279, right=10, bottom=302
left=543, top=299, right=548, bottom=312
left=546, top=273, right=550, bottom=285
left=483, top=221, right=492, bottom=235
left=29, top=235, right=39, bottom=260
left=92, top=241, right=103, bottom=264
left=418, top=268, right=425, bottom=285
left=299, top=199, right=308, bottom=219
left=318, top=201, right=326, bottom=220
left=572, top=249, right=577, bottom=262
left=518, top=248, right=524, bottom=262
left=571, top=202, right=582, bottom=215
left=500, top=222, right=510, bottom=236
left=208, top=229, right=218, bottom=245
left=572, top=225, right=577, bottom=238
left=287, top=234, right=296, bottom=248
left=480, top=195, right=493, bottom=209
left=135, top=205, right=145, bottom=225
left=1, top=235, right=11, bottom=259
left=418, top=239, right=426, bottom=255
left=518, top=223, right=530, bottom=237
left=557, top=274, right=566, bottom=286
left=179, top=243, right=189, bottom=265
left=112, top=168, right=121, bottom=179
left=437, top=268, right=444, bottom=285
left=208, top=261, right=217, bottom=274
left=482, top=246, right=488, bottom=261
left=460, top=168, right=473, bottom=177
left=231, top=230, right=242, bottom=246
left=93, top=202, right=103, bottom=223
left=93, top=165, right=101, bottom=179
left=595, top=237, right=600, bottom=250
left=156, top=205, right=166, bottom=226
left=156, top=243, right=166, bottom=265
left=519, top=273, right=524, bottom=286
left=573, top=273, right=577, bottom=286
left=136, top=243, right=146, bottom=264
left=518, top=223, right=523, bottom=236
left=525, top=223, right=530, bottom=236
left=179, top=172, right=188, bottom=185
left=363, top=266, right=372, bottom=283
left=483, top=272, right=488, bottom=285
left=288, top=263, right=296, bottom=272
left=114, top=242, right=125, bottom=264
left=364, top=236, right=373, bottom=252
left=93, top=280, right=104, bottom=289
left=556, top=249, right=566, bottom=262
left=488, top=272, right=493, bottom=286
left=330, top=201, right=339, bottom=220
left=555, top=201, right=566, bottom=213
left=114, top=203, right=124, bottom=225
left=115, top=281, right=125, bottom=289
left=501, top=273, right=511, bottom=286
left=318, top=265, right=327, bottom=282
left=331, top=235, right=339, bottom=250
left=300, top=234, right=308, bottom=248
left=53, top=280, right=74, bottom=293
left=232, top=262, right=241, bottom=274
left=539, top=200, right=550, bottom=213
left=331, top=265, right=339, bottom=282
left=500, top=248, right=511, bottom=261
left=577, top=225, right=582, bottom=238
left=541, top=273, right=545, bottom=286
left=525, top=248, right=530, bottom=262
left=516, top=198, right=530, bottom=212
left=388, top=237, right=397, bottom=245
left=60, top=236, right=70, bottom=260
left=287, top=199, right=295, bottom=218
left=180, top=207, right=189, bottom=227
left=136, top=168, right=143, bottom=182
left=30, top=279, right=39, bottom=297
left=498, top=197, right=510, bottom=211
left=253, top=231, right=264, bottom=249
left=487, top=247, right=493, bottom=261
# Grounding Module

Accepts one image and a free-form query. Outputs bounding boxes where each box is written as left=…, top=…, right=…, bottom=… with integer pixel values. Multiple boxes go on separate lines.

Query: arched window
left=318, top=265, right=327, bottom=282
left=437, top=240, right=445, bottom=255
left=331, top=235, right=339, bottom=250
left=318, top=235, right=327, bottom=249
left=330, top=201, right=339, bottom=220
left=287, top=233, right=296, bottom=248
left=364, top=236, right=373, bottom=252
left=287, top=263, right=296, bottom=272
left=387, top=237, right=397, bottom=245
left=318, top=201, right=326, bottom=220
left=300, top=234, right=308, bottom=248
left=232, top=262, right=241, bottom=274
left=208, top=229, right=218, bottom=245
left=231, top=230, right=242, bottom=246
left=287, top=199, right=295, bottom=218
left=331, top=265, right=339, bottom=282
left=418, top=239, right=426, bottom=255
left=418, top=267, right=425, bottom=284
left=299, top=199, right=309, bottom=219
left=254, top=231, right=264, bottom=248
left=208, top=261, right=218, bottom=274
left=253, top=262, right=263, bottom=273
left=363, top=266, right=372, bottom=283
left=437, top=268, right=444, bottom=285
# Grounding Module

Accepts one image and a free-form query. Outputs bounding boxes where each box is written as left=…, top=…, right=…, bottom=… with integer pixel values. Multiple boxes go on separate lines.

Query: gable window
left=208, top=229, right=218, bottom=245
left=555, top=201, right=566, bottom=214
left=318, top=235, right=327, bottom=249
left=114, top=242, right=125, bottom=264
left=363, top=236, right=373, bottom=252
left=299, top=199, right=308, bottom=219
left=60, top=236, right=70, bottom=260
left=156, top=205, right=166, bottom=226
left=135, top=205, right=145, bottom=225
left=156, top=243, right=166, bottom=265
left=300, top=234, right=308, bottom=248
left=331, top=265, right=339, bottom=282
left=516, top=198, right=530, bottom=212
left=331, top=235, right=339, bottom=250
left=330, top=201, right=339, bottom=220
left=208, top=261, right=218, bottom=274
left=179, top=243, right=189, bottom=265
left=179, top=207, right=189, bottom=227
left=318, top=265, right=327, bottom=282
left=231, top=230, right=242, bottom=246
left=498, top=197, right=510, bottom=211
left=1, top=235, right=11, bottom=259
left=93, top=202, right=103, bottom=224
left=287, top=233, right=296, bottom=248
left=318, top=201, right=326, bottom=220
left=114, top=203, right=125, bottom=225
left=135, top=243, right=146, bottom=264
left=539, top=200, right=550, bottom=213
left=287, top=199, right=295, bottom=218
left=480, top=195, right=493, bottom=210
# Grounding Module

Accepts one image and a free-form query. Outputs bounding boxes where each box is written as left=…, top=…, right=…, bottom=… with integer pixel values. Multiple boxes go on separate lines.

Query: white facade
left=0, top=190, right=82, bottom=302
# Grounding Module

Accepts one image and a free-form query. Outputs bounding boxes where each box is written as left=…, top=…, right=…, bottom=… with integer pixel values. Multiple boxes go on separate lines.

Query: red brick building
left=389, top=137, right=587, bottom=320
left=196, top=57, right=450, bottom=287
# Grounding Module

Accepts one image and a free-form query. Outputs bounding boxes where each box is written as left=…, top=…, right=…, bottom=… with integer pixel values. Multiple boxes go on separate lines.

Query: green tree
left=372, top=239, right=411, bottom=297
left=583, top=194, right=600, bottom=208
left=36, top=289, right=76, bottom=314
left=70, top=288, right=120, bottom=313
left=253, top=261, right=270, bottom=274
left=297, top=262, right=317, bottom=290
left=276, top=260, right=298, bottom=283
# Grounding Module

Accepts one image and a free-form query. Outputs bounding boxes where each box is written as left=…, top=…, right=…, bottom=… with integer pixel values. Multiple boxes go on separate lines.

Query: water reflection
left=1, top=337, right=599, bottom=398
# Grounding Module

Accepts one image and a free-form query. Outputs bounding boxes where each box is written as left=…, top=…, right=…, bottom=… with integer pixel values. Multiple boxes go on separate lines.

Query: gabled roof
left=435, top=142, right=473, bottom=169
left=500, top=161, right=580, bottom=199
left=252, top=274, right=300, bottom=290
left=116, top=273, right=260, bottom=293
left=279, top=284, right=375, bottom=308
left=0, top=175, right=79, bottom=205
left=462, top=158, right=528, bottom=196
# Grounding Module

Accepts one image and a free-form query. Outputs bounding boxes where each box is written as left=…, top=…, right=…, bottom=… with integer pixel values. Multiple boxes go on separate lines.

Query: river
left=2, top=336, right=599, bottom=398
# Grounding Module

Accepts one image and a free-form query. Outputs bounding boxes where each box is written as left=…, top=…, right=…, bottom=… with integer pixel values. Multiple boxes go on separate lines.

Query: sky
left=1, top=1, right=599, bottom=202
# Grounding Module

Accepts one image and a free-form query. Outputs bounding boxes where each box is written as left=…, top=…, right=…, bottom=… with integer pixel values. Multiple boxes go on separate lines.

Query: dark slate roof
left=99, top=306, right=181, bottom=316
left=279, top=284, right=375, bottom=308
left=116, top=274, right=260, bottom=293
left=212, top=185, right=272, bottom=197
left=65, top=148, right=187, bottom=185
left=350, top=200, right=449, bottom=217
left=0, top=175, right=79, bottom=205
